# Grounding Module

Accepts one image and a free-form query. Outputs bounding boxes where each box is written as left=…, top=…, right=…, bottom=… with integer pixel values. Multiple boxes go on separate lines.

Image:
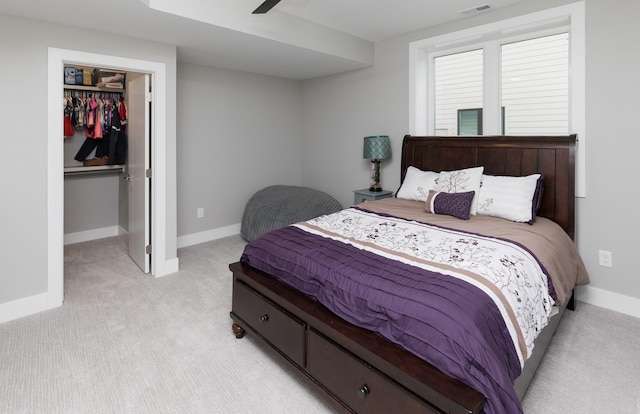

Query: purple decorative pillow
left=425, top=190, right=475, bottom=220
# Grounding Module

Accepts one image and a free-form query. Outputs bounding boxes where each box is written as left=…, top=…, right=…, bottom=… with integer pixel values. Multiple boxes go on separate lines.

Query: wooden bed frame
left=229, top=135, right=577, bottom=414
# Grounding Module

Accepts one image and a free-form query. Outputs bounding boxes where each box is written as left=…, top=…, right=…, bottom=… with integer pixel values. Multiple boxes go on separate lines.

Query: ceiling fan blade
left=252, top=0, right=281, bottom=14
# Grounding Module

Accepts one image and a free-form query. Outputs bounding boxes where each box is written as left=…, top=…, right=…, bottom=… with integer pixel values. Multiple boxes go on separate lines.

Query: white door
left=127, top=74, right=151, bottom=273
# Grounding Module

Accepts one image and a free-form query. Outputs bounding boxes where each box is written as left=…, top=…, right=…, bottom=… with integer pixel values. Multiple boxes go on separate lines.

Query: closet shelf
left=64, top=164, right=125, bottom=176
left=64, top=84, right=125, bottom=93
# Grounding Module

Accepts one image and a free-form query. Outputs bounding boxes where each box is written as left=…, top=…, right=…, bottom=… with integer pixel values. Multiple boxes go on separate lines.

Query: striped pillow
left=477, top=174, right=543, bottom=223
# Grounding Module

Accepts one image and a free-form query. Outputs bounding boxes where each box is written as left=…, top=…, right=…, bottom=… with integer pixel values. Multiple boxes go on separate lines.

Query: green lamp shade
left=363, top=135, right=391, bottom=160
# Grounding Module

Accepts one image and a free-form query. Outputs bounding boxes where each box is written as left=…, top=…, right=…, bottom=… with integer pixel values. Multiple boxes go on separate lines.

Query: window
left=501, top=33, right=569, bottom=135
left=458, top=108, right=483, bottom=135
left=434, top=49, right=483, bottom=135
left=430, top=33, right=568, bottom=136
left=409, top=2, right=585, bottom=196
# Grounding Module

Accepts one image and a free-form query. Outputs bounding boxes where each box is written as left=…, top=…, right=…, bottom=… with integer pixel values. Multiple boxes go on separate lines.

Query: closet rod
left=64, top=165, right=125, bottom=176
left=64, top=90, right=124, bottom=100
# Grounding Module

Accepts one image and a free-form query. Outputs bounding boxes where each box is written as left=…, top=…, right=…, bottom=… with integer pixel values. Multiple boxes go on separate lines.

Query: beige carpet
left=0, top=234, right=638, bottom=413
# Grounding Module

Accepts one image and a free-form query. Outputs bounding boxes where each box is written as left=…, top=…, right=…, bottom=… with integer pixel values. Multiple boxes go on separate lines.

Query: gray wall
left=579, top=0, right=640, bottom=299
left=64, top=175, right=121, bottom=234
left=2, top=0, right=639, bottom=317
left=0, top=14, right=178, bottom=304
left=176, top=63, right=302, bottom=237
left=299, top=0, right=640, bottom=305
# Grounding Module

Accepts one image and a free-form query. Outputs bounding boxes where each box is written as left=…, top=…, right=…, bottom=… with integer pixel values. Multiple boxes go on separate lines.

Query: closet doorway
left=48, top=48, right=170, bottom=308
left=64, top=69, right=150, bottom=273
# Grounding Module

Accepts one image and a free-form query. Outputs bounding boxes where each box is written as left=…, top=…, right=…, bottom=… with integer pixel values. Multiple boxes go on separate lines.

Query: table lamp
left=363, top=135, right=391, bottom=192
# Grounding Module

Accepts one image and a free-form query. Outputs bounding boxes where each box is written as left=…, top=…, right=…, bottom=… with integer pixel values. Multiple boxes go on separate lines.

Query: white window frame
left=409, top=1, right=586, bottom=197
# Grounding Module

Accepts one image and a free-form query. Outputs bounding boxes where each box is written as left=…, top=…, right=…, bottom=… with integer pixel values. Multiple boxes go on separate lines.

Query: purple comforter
left=241, top=220, right=531, bottom=413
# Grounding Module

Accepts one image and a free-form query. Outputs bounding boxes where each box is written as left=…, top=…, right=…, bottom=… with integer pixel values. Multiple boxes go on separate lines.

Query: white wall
left=300, top=0, right=640, bottom=314
left=0, top=14, right=178, bottom=313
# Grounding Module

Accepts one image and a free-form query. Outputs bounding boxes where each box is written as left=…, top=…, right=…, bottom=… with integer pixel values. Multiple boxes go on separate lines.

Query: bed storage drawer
left=232, top=280, right=306, bottom=367
left=307, top=329, right=440, bottom=414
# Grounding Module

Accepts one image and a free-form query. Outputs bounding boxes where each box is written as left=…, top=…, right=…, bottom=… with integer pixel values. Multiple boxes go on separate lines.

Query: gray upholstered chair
left=241, top=185, right=343, bottom=241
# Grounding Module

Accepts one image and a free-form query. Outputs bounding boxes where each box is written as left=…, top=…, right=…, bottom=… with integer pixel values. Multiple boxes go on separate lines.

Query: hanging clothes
left=74, top=134, right=110, bottom=162
left=84, top=97, right=103, bottom=139
left=68, top=89, right=127, bottom=163
left=118, top=96, right=127, bottom=133
left=107, top=109, right=128, bottom=165
left=74, top=114, right=127, bottom=165
left=63, top=98, right=74, bottom=137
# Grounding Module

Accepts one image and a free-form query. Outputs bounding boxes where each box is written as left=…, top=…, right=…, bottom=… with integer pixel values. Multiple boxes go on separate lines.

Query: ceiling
left=0, top=0, right=531, bottom=80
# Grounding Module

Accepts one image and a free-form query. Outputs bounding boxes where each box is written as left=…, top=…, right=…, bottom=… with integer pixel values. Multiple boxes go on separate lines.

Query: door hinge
left=146, top=168, right=152, bottom=178
left=146, top=92, right=152, bottom=102
left=146, top=245, right=152, bottom=254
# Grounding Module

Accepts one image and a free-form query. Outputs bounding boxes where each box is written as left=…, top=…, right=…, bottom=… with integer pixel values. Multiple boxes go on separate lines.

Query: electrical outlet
left=197, top=207, right=204, bottom=218
left=598, top=250, right=612, bottom=267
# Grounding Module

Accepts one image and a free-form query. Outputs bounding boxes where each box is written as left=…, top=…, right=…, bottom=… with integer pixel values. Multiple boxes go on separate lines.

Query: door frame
left=47, top=48, right=169, bottom=307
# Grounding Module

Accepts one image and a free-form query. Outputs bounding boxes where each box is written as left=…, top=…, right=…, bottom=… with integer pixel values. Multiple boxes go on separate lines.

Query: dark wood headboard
left=400, top=135, right=576, bottom=240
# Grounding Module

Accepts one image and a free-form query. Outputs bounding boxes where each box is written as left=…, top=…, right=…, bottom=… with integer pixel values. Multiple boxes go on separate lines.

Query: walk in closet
left=63, top=65, right=151, bottom=273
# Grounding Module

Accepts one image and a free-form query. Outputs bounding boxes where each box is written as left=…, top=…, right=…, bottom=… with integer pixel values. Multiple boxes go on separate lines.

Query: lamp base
left=368, top=159, right=384, bottom=192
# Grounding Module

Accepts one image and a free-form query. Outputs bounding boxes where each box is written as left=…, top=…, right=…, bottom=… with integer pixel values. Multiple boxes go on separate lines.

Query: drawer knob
left=260, top=314, right=269, bottom=323
left=357, top=384, right=370, bottom=400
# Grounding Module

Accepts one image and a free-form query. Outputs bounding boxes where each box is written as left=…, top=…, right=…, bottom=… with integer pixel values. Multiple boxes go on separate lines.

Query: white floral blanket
left=296, top=207, right=554, bottom=366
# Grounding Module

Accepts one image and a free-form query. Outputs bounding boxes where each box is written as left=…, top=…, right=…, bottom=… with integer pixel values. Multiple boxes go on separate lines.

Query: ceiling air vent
left=459, top=4, right=492, bottom=15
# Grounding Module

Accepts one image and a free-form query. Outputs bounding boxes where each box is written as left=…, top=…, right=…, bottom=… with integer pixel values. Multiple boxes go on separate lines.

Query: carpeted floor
left=0, top=234, right=638, bottom=413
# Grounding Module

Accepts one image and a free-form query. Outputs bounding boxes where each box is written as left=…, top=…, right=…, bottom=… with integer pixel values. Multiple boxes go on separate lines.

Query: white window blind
left=501, top=33, right=569, bottom=135
left=434, top=49, right=483, bottom=136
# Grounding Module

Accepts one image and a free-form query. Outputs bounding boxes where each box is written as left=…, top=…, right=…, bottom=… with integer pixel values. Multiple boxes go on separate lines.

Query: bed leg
left=232, top=323, right=246, bottom=339
left=567, top=289, right=576, bottom=311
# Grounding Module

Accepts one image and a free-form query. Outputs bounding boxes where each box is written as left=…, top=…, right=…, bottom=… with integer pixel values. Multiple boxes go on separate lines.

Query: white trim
left=47, top=49, right=65, bottom=310
left=409, top=1, right=586, bottom=197
left=408, top=46, right=428, bottom=136
left=177, top=223, right=242, bottom=249
left=164, top=257, right=180, bottom=275
left=577, top=286, right=640, bottom=320
left=0, top=293, right=49, bottom=324
left=568, top=2, right=586, bottom=198
left=48, top=48, right=171, bottom=313
left=64, top=226, right=124, bottom=245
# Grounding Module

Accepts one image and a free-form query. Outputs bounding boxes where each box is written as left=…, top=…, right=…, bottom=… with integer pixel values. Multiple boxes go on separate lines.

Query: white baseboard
left=177, top=223, right=241, bottom=248
left=155, top=257, right=180, bottom=278
left=576, top=285, right=640, bottom=319
left=64, top=225, right=124, bottom=245
left=6, top=238, right=636, bottom=326
left=3, top=226, right=239, bottom=325
left=0, top=292, right=51, bottom=324
left=66, top=223, right=240, bottom=250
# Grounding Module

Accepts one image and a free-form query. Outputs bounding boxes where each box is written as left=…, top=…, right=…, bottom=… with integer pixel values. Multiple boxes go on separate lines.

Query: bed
left=229, top=135, right=589, bottom=414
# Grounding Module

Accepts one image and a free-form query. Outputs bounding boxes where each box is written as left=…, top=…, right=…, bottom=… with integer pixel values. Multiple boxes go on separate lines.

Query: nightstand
left=353, top=189, right=393, bottom=204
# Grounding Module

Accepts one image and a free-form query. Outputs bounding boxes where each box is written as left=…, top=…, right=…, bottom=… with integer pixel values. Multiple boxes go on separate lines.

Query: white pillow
left=437, top=166, right=484, bottom=215
left=477, top=174, right=542, bottom=223
left=396, top=166, right=439, bottom=202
